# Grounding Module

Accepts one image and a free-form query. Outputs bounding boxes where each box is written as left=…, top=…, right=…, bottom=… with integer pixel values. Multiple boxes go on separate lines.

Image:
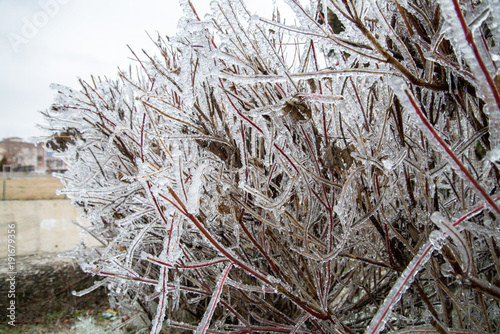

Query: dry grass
left=0, top=177, right=65, bottom=200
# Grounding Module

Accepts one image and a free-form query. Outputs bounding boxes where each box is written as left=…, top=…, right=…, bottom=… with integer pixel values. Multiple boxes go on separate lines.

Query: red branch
left=405, top=89, right=500, bottom=214
left=451, top=0, right=500, bottom=111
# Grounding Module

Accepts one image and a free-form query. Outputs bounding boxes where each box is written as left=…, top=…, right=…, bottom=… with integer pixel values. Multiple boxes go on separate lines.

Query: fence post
left=2, top=180, right=5, bottom=201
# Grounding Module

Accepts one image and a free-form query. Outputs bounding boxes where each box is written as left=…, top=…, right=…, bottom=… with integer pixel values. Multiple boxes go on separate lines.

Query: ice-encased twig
left=392, top=77, right=500, bottom=215
left=195, top=263, right=233, bottom=334
left=151, top=267, right=168, bottom=334
left=365, top=232, right=444, bottom=334
left=72, top=278, right=108, bottom=297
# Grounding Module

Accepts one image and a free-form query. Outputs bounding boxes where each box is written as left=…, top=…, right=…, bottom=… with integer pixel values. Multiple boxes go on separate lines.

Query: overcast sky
left=0, top=0, right=278, bottom=142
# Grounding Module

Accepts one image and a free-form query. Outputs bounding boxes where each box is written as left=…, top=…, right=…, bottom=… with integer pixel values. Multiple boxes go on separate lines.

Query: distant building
left=0, top=137, right=45, bottom=173
left=45, top=151, right=67, bottom=174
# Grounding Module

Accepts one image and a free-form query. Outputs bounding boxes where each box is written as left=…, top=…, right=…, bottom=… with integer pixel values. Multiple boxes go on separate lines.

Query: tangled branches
left=43, top=0, right=500, bottom=333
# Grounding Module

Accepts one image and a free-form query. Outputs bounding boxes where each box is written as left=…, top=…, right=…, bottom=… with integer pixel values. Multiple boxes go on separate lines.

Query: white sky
left=0, top=0, right=279, bottom=142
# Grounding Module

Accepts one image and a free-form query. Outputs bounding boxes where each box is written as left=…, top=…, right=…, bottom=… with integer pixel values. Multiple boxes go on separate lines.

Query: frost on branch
left=42, top=0, right=500, bottom=332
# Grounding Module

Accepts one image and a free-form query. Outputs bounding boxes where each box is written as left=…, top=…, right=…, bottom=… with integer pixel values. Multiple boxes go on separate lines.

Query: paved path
left=0, top=200, right=97, bottom=257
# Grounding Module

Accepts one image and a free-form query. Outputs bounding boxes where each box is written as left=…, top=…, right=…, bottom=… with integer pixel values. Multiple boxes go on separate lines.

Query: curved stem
left=353, top=18, right=447, bottom=91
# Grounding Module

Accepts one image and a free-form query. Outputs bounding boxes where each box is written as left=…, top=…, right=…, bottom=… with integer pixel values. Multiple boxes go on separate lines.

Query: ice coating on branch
left=431, top=212, right=471, bottom=272
left=391, top=76, right=500, bottom=215
left=195, top=264, right=232, bottom=334
left=151, top=268, right=168, bottom=334
left=437, top=0, right=500, bottom=148
left=72, top=279, right=108, bottom=297
left=365, top=239, right=441, bottom=334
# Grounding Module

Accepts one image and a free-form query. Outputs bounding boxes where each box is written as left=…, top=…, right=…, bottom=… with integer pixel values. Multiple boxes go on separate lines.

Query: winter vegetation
left=42, top=0, right=500, bottom=333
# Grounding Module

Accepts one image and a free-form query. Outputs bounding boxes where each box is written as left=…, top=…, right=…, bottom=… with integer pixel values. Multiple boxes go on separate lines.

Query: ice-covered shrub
left=43, top=0, right=500, bottom=332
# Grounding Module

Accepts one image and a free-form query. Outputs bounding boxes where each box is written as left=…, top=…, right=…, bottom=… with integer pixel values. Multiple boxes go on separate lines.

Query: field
left=0, top=176, right=65, bottom=200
